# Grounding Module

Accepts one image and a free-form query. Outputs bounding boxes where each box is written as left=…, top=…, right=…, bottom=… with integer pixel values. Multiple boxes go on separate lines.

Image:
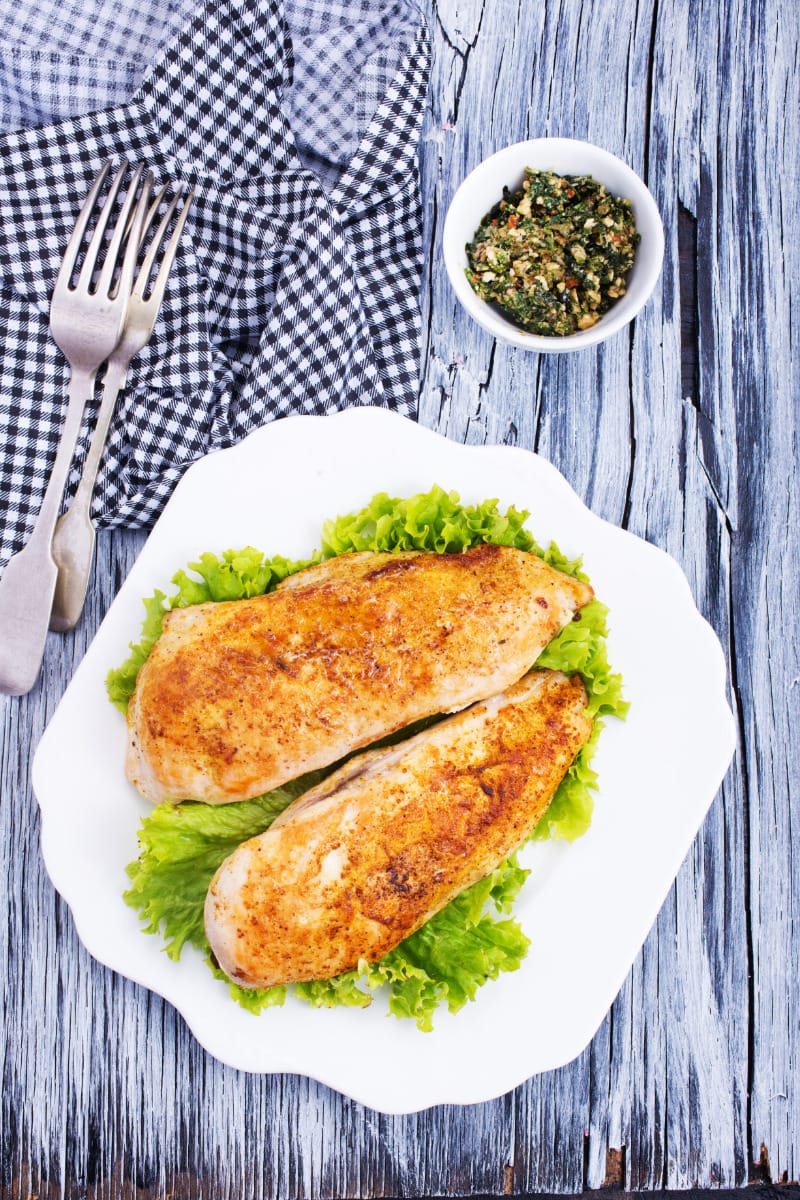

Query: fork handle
left=0, top=366, right=95, bottom=695
left=50, top=358, right=128, bottom=632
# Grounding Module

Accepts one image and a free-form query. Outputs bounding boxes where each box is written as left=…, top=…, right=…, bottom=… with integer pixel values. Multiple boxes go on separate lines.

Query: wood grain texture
left=1, top=0, right=797, bottom=1195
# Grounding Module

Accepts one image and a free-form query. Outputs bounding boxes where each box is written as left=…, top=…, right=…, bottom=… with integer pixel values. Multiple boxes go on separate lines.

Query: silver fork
left=0, top=161, right=150, bottom=696
left=49, top=184, right=194, bottom=632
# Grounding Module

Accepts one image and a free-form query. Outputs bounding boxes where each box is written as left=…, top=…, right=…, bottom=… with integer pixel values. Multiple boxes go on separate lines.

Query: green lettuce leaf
left=106, top=590, right=170, bottom=714
left=114, top=485, right=627, bottom=1028
left=124, top=779, right=316, bottom=960
left=320, top=486, right=539, bottom=555
left=124, top=785, right=532, bottom=1029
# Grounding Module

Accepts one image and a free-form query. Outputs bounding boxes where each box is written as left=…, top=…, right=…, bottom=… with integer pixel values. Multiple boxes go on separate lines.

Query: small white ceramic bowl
left=443, top=138, right=664, bottom=352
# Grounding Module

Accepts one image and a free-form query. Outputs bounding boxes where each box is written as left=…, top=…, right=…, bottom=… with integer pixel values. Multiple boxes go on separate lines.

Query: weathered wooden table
left=2, top=0, right=797, bottom=1195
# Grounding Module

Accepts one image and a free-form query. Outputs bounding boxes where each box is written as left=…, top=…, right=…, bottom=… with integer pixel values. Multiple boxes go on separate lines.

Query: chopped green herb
left=465, top=169, right=640, bottom=336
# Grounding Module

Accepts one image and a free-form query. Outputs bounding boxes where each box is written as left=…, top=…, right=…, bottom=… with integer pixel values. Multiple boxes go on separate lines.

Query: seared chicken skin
left=126, top=544, right=593, bottom=805
left=204, top=669, right=593, bottom=988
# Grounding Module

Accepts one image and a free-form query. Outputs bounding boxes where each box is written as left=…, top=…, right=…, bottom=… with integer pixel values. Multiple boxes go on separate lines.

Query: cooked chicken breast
left=204, top=669, right=593, bottom=989
left=126, top=544, right=593, bottom=805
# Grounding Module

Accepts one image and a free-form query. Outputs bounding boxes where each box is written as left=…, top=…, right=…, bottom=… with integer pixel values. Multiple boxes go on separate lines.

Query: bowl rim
left=442, top=136, right=665, bottom=352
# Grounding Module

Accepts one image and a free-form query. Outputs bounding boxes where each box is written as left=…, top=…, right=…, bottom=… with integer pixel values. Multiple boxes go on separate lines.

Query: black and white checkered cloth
left=0, top=0, right=430, bottom=572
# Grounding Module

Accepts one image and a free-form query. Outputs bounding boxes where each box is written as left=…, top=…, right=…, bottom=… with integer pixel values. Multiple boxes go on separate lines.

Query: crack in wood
left=478, top=340, right=497, bottom=398
left=435, top=1, right=487, bottom=128
left=621, top=339, right=637, bottom=532
left=677, top=201, right=699, bottom=410
left=531, top=356, right=544, bottom=455
left=641, top=0, right=661, bottom=188
left=722, top=557, right=756, bottom=1185
left=582, top=1132, right=590, bottom=1193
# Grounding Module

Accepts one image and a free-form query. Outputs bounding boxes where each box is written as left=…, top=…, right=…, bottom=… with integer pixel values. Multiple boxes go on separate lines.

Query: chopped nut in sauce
left=465, top=169, right=640, bottom=336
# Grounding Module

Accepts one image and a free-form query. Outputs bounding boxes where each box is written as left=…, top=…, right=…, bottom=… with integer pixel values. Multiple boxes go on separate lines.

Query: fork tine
left=135, top=187, right=195, bottom=306
left=110, top=181, right=166, bottom=300
left=52, top=161, right=111, bottom=295
left=106, top=169, right=153, bottom=303
left=75, top=160, right=131, bottom=291
left=95, top=164, right=149, bottom=297
left=122, top=182, right=168, bottom=247
left=134, top=191, right=181, bottom=294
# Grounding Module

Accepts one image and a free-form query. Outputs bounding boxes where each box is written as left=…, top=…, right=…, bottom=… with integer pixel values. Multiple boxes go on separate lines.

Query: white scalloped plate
left=32, top=407, right=736, bottom=1113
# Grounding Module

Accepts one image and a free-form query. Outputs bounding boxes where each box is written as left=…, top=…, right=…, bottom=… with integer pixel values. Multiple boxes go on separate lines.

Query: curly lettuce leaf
left=125, top=785, right=531, bottom=1029
left=526, top=596, right=628, bottom=842
left=115, top=485, right=627, bottom=1027
left=124, top=779, right=315, bottom=960
left=537, top=598, right=628, bottom=720
left=362, top=855, right=531, bottom=1030
left=321, top=486, right=538, bottom=555
left=106, top=590, right=170, bottom=713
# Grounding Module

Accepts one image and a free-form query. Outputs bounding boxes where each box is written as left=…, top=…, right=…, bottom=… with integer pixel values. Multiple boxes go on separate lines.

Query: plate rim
left=32, top=406, right=737, bottom=1113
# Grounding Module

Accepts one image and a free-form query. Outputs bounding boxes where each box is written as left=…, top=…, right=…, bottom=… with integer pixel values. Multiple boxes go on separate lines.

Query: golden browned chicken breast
left=126, top=544, right=593, bottom=805
left=204, top=669, right=593, bottom=989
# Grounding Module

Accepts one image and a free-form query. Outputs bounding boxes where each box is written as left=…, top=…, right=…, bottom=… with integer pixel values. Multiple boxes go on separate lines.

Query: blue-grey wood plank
left=1, top=0, right=798, bottom=1194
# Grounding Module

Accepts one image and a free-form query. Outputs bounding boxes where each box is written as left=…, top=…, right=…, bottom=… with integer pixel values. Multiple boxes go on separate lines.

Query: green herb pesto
left=465, top=169, right=640, bottom=336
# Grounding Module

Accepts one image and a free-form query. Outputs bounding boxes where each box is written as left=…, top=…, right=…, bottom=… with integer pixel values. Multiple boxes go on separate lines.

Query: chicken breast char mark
left=125, top=544, right=594, bottom=805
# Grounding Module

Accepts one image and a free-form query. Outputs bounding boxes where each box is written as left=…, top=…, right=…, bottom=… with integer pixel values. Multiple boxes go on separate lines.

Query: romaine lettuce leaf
left=114, top=485, right=627, bottom=1028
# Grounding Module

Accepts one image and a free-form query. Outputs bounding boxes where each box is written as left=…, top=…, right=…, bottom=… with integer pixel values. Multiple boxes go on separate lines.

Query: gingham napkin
left=0, top=0, right=430, bottom=572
